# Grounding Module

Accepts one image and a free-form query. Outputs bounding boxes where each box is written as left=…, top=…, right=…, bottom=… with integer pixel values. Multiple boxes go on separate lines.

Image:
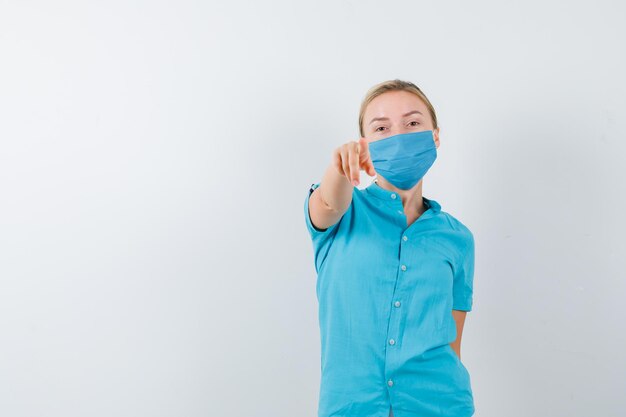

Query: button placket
left=385, top=230, right=409, bottom=391
left=387, top=192, right=406, bottom=225
left=393, top=236, right=406, bottom=309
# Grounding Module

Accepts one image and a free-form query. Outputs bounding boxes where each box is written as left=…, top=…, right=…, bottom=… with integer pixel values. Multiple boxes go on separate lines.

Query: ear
left=433, top=128, right=440, bottom=149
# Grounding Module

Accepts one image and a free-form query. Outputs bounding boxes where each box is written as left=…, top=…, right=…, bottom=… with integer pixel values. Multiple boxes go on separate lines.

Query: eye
left=375, top=126, right=387, bottom=132
left=409, top=121, right=420, bottom=126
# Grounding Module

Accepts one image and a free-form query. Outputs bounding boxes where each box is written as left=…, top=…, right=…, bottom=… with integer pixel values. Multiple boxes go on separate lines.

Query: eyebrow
left=369, top=110, right=423, bottom=125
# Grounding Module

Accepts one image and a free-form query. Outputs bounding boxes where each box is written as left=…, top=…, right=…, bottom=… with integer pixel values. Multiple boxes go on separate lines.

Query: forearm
left=318, top=161, right=354, bottom=213
left=449, top=340, right=461, bottom=360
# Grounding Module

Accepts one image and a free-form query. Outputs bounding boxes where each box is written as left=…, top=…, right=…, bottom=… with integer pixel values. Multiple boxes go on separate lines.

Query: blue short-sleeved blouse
left=304, top=180, right=475, bottom=417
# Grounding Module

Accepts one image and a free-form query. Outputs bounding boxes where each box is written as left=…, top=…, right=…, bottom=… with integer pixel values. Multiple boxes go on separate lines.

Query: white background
left=1, top=1, right=625, bottom=416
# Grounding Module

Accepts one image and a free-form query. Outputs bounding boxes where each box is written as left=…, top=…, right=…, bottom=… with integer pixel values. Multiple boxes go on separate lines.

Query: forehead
left=364, top=90, right=427, bottom=119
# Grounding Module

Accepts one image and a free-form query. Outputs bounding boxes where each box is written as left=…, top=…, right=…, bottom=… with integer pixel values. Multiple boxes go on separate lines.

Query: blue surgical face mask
left=368, top=130, right=437, bottom=190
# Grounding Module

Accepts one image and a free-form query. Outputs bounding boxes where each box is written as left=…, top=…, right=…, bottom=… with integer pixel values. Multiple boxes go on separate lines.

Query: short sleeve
left=304, top=182, right=343, bottom=273
left=452, top=230, right=475, bottom=312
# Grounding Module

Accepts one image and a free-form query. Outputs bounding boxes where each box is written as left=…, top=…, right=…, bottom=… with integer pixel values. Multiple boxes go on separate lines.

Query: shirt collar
left=365, top=181, right=441, bottom=213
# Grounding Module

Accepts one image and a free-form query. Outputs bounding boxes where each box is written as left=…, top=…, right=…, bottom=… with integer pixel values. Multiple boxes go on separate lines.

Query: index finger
left=359, top=138, right=375, bottom=176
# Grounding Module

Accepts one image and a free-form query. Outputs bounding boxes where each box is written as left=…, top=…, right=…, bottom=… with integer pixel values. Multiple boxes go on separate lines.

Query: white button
left=387, top=379, right=394, bottom=387
left=402, top=235, right=408, bottom=241
left=391, top=193, right=397, bottom=199
left=401, top=265, right=407, bottom=271
left=394, top=301, right=401, bottom=307
left=389, top=339, right=395, bottom=345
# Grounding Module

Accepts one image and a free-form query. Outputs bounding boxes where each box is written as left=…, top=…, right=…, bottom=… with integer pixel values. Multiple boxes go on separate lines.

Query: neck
left=374, top=177, right=426, bottom=215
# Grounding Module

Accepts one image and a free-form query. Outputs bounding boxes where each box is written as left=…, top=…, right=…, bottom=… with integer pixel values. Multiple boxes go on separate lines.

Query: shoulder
left=440, top=210, right=473, bottom=234
left=437, top=209, right=474, bottom=248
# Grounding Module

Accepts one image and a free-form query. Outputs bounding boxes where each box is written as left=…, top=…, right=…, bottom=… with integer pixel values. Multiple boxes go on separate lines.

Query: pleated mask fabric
left=368, top=130, right=437, bottom=190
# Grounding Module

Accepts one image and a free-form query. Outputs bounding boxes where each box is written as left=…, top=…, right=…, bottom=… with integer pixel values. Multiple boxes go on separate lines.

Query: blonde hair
left=358, top=79, right=438, bottom=137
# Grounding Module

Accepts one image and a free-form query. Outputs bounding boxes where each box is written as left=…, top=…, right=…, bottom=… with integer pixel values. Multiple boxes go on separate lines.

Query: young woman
left=304, top=79, right=475, bottom=417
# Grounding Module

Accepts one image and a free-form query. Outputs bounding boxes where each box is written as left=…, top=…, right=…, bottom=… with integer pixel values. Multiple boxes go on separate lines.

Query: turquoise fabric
left=304, top=180, right=475, bottom=417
